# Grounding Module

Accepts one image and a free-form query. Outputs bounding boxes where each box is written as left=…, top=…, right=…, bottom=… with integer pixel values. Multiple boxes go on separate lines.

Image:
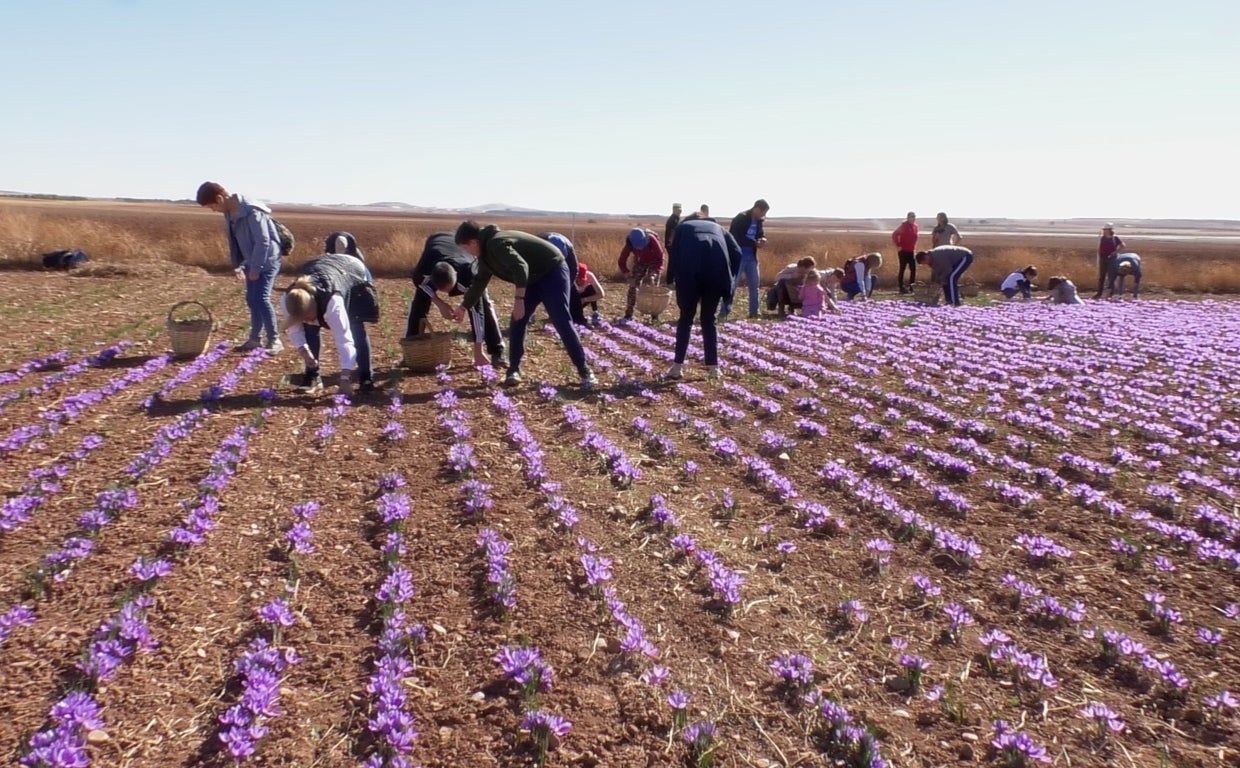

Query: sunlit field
left=0, top=199, right=1238, bottom=767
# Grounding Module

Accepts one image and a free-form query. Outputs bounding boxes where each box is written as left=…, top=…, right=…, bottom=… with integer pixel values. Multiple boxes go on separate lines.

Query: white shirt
left=282, top=292, right=357, bottom=370
left=1000, top=271, right=1026, bottom=292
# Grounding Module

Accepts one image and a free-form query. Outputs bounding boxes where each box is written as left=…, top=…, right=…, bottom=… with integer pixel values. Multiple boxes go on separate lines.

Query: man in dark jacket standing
left=406, top=233, right=507, bottom=368
left=722, top=199, right=769, bottom=319
left=664, top=219, right=742, bottom=380
left=453, top=221, right=596, bottom=389
left=664, top=203, right=682, bottom=249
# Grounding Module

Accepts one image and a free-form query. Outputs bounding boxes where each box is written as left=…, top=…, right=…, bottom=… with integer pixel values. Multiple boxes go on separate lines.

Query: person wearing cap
left=1106, top=252, right=1142, bottom=300
left=279, top=252, right=377, bottom=396
left=452, top=221, right=597, bottom=389
left=324, top=231, right=370, bottom=275
left=916, top=245, right=974, bottom=307
left=722, top=199, right=770, bottom=319
left=1093, top=224, right=1125, bottom=299
left=406, top=232, right=507, bottom=368
left=575, top=262, right=605, bottom=326
left=196, top=181, right=284, bottom=353
left=538, top=231, right=600, bottom=327
left=891, top=212, right=920, bottom=293
left=664, top=218, right=743, bottom=380
left=931, top=213, right=961, bottom=248
left=665, top=203, right=683, bottom=249
left=617, top=227, right=666, bottom=321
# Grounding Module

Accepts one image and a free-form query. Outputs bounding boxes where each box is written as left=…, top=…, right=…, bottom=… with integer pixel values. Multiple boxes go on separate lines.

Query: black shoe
left=296, top=370, right=324, bottom=394
left=490, top=353, right=510, bottom=369
left=358, top=379, right=376, bottom=394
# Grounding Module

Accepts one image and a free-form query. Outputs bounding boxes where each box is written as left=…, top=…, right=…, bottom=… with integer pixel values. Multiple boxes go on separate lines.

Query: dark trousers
left=674, top=284, right=725, bottom=366
left=569, top=286, right=600, bottom=326
left=897, top=251, right=916, bottom=291
left=304, top=316, right=371, bottom=382
left=1002, top=281, right=1032, bottom=300
left=766, top=280, right=802, bottom=311
left=405, top=285, right=504, bottom=357
left=1095, top=255, right=1114, bottom=296
left=509, top=261, right=588, bottom=376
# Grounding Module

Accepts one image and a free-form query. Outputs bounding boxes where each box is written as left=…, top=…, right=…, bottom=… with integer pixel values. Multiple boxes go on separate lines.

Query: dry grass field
left=1, top=198, right=1238, bottom=295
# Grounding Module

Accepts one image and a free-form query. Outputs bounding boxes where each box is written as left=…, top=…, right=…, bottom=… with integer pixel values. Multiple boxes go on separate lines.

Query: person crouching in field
left=767, top=257, right=816, bottom=315
left=618, top=227, right=666, bottom=321
left=324, top=231, right=368, bottom=271
left=280, top=253, right=378, bottom=396
left=799, top=269, right=839, bottom=319
left=1044, top=276, right=1084, bottom=305
left=663, top=219, right=742, bottom=380
left=574, top=262, right=605, bottom=326
left=406, top=233, right=506, bottom=368
left=197, top=181, right=284, bottom=353
left=917, top=246, right=974, bottom=307
left=538, top=232, right=594, bottom=328
left=453, top=221, right=596, bottom=389
left=841, top=253, right=882, bottom=301
left=1107, top=253, right=1142, bottom=300
left=1000, top=265, right=1038, bottom=300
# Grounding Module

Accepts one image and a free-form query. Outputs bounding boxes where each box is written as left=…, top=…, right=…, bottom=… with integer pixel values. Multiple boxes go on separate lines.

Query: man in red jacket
left=891, top=211, right=919, bottom=294
left=618, top=227, right=666, bottom=320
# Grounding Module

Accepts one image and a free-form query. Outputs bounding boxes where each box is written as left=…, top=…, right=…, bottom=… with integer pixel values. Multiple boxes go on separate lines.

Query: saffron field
left=0, top=271, right=1238, bottom=768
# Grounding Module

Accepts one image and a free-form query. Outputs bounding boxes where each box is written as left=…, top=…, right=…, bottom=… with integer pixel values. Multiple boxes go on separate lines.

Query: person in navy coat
left=663, top=219, right=742, bottom=380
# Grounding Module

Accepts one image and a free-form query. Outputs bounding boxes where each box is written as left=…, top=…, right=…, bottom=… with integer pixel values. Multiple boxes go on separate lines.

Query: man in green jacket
left=454, top=221, right=596, bottom=389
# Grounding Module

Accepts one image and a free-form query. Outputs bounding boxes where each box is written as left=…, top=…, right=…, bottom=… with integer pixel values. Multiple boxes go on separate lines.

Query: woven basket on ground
left=400, top=320, right=454, bottom=372
left=635, top=283, right=672, bottom=316
left=914, top=283, right=941, bottom=305
left=959, top=277, right=981, bottom=298
left=167, top=301, right=213, bottom=359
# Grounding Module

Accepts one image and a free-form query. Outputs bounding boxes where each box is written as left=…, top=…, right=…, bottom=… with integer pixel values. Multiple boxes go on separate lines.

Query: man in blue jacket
left=721, top=199, right=769, bottom=319
left=664, top=219, right=742, bottom=380
left=1107, top=253, right=1143, bottom=299
left=197, top=181, right=284, bottom=353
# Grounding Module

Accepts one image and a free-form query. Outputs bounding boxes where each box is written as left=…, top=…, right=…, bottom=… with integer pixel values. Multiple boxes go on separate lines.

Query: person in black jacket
left=721, top=199, right=769, bottom=319
left=664, top=203, right=682, bottom=249
left=405, top=233, right=507, bottom=368
left=280, top=253, right=377, bottom=395
left=664, top=219, right=742, bottom=380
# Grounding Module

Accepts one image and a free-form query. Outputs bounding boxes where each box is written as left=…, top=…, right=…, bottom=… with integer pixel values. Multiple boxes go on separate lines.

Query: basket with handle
left=166, top=301, right=214, bottom=359
left=400, top=319, right=454, bottom=372
left=634, top=273, right=672, bottom=317
left=914, top=282, right=941, bottom=305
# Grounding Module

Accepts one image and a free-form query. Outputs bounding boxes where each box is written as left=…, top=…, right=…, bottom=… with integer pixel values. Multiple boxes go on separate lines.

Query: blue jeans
left=244, top=261, right=281, bottom=342
left=507, top=260, right=589, bottom=377
left=843, top=275, right=876, bottom=300
left=303, top=313, right=372, bottom=382
left=724, top=252, right=760, bottom=316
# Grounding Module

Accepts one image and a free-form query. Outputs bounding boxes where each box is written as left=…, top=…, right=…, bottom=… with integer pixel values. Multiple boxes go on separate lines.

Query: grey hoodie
left=225, top=194, right=281, bottom=273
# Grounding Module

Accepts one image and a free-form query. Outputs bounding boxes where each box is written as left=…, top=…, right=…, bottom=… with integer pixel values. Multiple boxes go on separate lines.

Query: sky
left=2, top=0, right=1237, bottom=220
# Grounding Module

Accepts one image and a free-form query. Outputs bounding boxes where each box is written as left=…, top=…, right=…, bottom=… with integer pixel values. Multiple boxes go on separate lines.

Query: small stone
left=86, top=730, right=109, bottom=745
left=438, top=726, right=454, bottom=742
left=961, top=732, right=978, bottom=742
left=958, top=743, right=974, bottom=760
left=725, top=629, right=740, bottom=641
left=887, top=677, right=911, bottom=693
left=892, top=709, right=911, bottom=718
left=431, top=623, right=447, bottom=635
left=196, top=648, right=206, bottom=658
left=469, top=692, right=486, bottom=702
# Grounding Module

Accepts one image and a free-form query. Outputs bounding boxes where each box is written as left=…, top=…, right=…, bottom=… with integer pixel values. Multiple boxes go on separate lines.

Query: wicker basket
left=915, top=283, right=941, bottom=305
left=959, top=277, right=981, bottom=298
left=400, top=320, right=454, bottom=372
left=635, top=282, right=672, bottom=317
left=167, top=301, right=213, bottom=359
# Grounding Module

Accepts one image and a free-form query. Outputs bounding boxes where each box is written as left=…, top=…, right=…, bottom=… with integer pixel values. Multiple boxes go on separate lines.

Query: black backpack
left=272, top=218, right=295, bottom=256
left=41, top=249, right=89, bottom=270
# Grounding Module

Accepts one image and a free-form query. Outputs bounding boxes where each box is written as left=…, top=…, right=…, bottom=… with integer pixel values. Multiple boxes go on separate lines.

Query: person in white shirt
left=279, top=253, right=378, bottom=396
left=841, top=253, right=882, bottom=301
left=1000, top=265, right=1038, bottom=300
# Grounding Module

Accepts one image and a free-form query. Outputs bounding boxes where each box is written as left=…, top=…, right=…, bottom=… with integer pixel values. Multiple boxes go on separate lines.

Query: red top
left=1098, top=235, right=1124, bottom=259
left=618, top=232, right=666, bottom=273
left=892, top=221, right=919, bottom=251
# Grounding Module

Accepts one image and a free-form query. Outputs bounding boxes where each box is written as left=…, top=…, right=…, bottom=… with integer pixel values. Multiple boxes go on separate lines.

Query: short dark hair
left=431, top=262, right=458, bottom=292
left=915, top=250, right=929, bottom=263
left=830, top=268, right=845, bottom=279
left=196, top=181, right=226, bottom=206
left=1023, top=265, right=1038, bottom=276
left=1047, top=276, right=1064, bottom=289
left=796, top=257, right=816, bottom=269
left=753, top=199, right=770, bottom=211
left=454, top=220, right=482, bottom=245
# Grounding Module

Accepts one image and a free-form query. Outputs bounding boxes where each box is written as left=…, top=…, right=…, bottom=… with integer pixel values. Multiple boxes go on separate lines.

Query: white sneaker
left=664, top=363, right=683, bottom=380
left=264, top=339, right=284, bottom=353
left=706, top=365, right=721, bottom=380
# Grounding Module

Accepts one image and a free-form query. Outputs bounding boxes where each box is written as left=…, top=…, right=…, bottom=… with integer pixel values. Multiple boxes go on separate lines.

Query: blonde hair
left=279, top=277, right=317, bottom=331
left=804, top=269, right=821, bottom=284
left=863, top=252, right=883, bottom=269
